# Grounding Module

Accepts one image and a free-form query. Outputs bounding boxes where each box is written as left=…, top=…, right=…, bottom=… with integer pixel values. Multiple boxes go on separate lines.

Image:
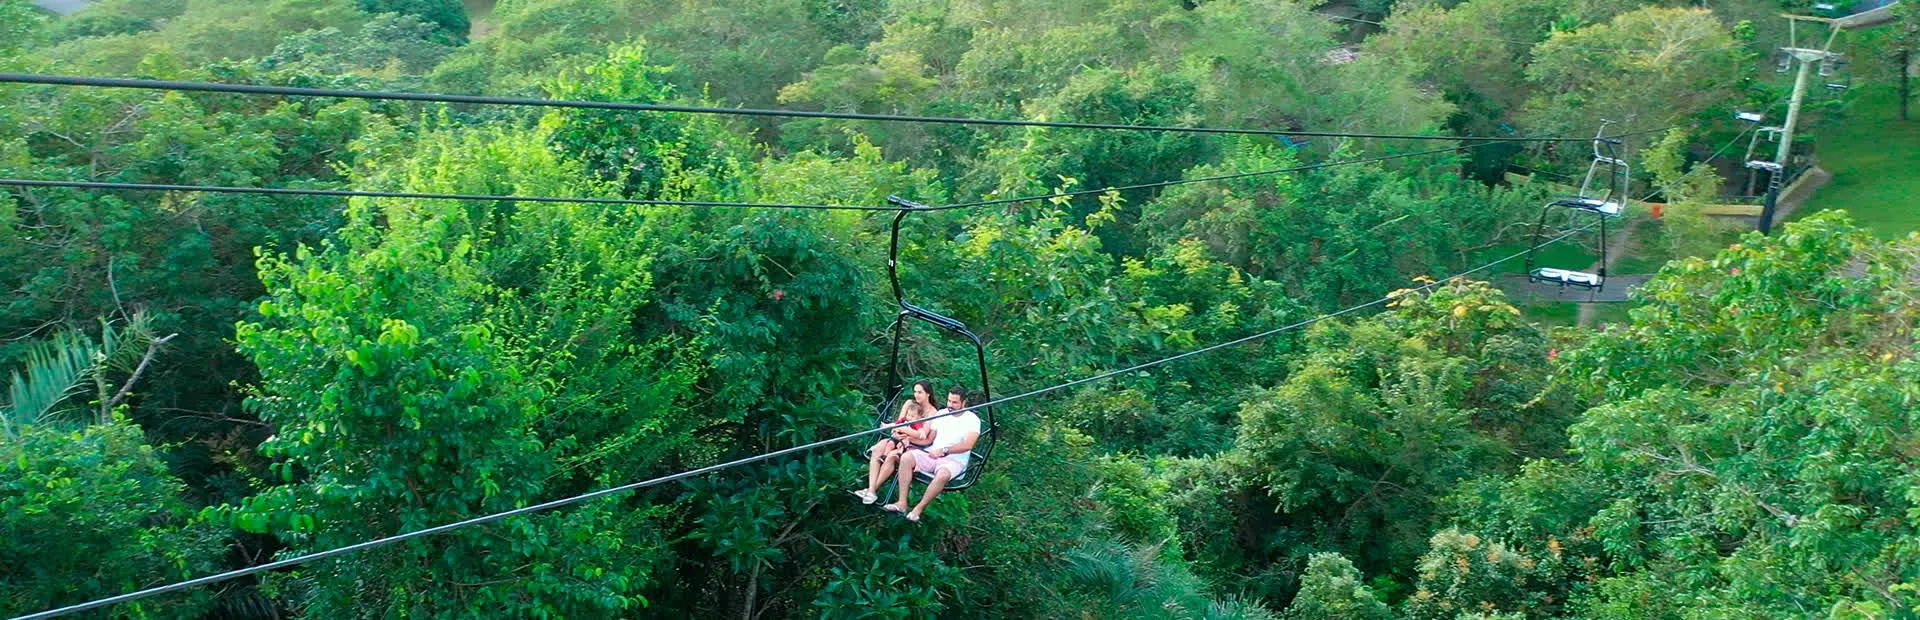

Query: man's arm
left=935, top=430, right=980, bottom=457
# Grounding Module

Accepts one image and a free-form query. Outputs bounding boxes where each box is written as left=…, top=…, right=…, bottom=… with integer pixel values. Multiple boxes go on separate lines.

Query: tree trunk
left=1901, top=49, right=1911, bottom=122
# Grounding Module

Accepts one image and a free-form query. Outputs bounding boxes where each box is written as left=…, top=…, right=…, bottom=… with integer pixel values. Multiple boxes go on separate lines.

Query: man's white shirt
left=925, top=408, right=982, bottom=469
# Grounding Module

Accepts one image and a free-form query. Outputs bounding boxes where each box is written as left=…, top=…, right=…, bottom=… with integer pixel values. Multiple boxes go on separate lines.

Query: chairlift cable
left=0, top=179, right=902, bottom=211
left=2, top=131, right=1650, bottom=212
left=931, top=128, right=1674, bottom=211
left=1, top=73, right=1633, bottom=143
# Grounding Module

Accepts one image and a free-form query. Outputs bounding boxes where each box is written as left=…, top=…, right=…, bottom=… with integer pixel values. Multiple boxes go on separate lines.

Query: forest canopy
left=2, top=0, right=1915, bottom=618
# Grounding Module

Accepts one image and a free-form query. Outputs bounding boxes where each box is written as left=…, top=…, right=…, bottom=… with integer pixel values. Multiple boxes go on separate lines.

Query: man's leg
left=887, top=451, right=918, bottom=511
left=906, top=467, right=954, bottom=521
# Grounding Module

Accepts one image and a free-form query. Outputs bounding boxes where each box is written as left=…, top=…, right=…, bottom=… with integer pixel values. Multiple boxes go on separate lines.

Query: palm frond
left=2, top=329, right=100, bottom=435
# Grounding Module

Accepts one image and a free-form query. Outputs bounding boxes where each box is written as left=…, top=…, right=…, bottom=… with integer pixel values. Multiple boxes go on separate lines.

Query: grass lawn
left=1518, top=302, right=1580, bottom=325
left=1794, top=87, right=1920, bottom=239
left=1469, top=239, right=1598, bottom=276
left=1610, top=218, right=1674, bottom=275
left=1587, top=303, right=1633, bottom=326
left=1516, top=300, right=1632, bottom=328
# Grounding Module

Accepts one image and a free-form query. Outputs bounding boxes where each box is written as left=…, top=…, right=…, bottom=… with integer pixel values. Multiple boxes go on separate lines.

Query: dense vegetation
left=2, top=0, right=1915, bottom=617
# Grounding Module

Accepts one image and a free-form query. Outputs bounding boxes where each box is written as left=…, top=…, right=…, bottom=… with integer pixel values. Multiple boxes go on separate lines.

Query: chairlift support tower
left=1758, top=14, right=1846, bottom=234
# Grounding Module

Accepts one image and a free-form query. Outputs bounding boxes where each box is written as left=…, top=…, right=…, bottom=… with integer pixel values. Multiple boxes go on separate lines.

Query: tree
left=1522, top=7, right=1746, bottom=137
left=542, top=43, right=750, bottom=199
left=1448, top=212, right=1920, bottom=616
left=1284, top=553, right=1391, bottom=620
left=1640, top=128, right=1738, bottom=260
left=1176, top=280, right=1572, bottom=602
left=228, top=128, right=703, bottom=616
left=356, top=0, right=468, bottom=40
left=1142, top=140, right=1541, bottom=310
left=0, top=421, right=221, bottom=618
left=0, top=60, right=381, bottom=507
left=264, top=13, right=458, bottom=77
left=0, top=315, right=171, bottom=436
left=0, top=0, right=47, bottom=56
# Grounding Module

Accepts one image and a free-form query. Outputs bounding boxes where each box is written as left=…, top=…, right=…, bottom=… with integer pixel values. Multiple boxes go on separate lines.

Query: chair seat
left=1552, top=197, right=1622, bottom=217
left=1531, top=267, right=1603, bottom=289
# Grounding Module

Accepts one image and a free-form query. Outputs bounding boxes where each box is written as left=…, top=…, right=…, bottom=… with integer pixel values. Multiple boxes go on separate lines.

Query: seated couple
left=850, top=381, right=980, bottom=522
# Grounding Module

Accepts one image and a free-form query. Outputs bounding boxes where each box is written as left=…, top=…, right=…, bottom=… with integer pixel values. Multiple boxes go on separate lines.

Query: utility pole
left=1902, top=48, right=1911, bottom=121
left=1755, top=15, right=1843, bottom=234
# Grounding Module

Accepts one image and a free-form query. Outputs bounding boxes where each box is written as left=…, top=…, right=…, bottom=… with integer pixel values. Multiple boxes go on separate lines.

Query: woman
left=853, top=381, right=937, bottom=504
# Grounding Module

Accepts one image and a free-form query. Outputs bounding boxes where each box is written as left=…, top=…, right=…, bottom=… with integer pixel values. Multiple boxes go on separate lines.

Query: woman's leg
left=871, top=450, right=901, bottom=493
left=865, top=439, right=893, bottom=490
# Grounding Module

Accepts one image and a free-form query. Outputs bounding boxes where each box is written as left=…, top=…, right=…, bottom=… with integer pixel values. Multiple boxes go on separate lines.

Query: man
left=883, top=387, right=981, bottom=523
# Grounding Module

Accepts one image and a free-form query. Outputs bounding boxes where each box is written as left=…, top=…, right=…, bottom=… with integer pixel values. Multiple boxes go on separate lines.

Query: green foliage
left=229, top=128, right=703, bottom=616
left=264, top=13, right=457, bottom=76
left=1641, top=128, right=1740, bottom=260
left=1144, top=140, right=1541, bottom=309
left=0, top=329, right=97, bottom=436
left=4, top=1, right=1896, bottom=617
left=427, top=0, right=637, bottom=95
left=1057, top=538, right=1273, bottom=619
left=1192, top=280, right=1571, bottom=600
left=979, top=67, right=1219, bottom=253
left=1284, top=553, right=1391, bottom=620
left=901, top=205, right=1300, bottom=456
left=811, top=536, right=952, bottom=618
left=1403, top=528, right=1585, bottom=618
left=39, top=0, right=368, bottom=73
left=0, top=0, right=48, bottom=55
left=1523, top=7, right=1746, bottom=136
left=357, top=0, right=468, bottom=39
left=1454, top=213, right=1920, bottom=616
left=0, top=60, right=377, bottom=504
left=541, top=43, right=749, bottom=199
left=0, top=421, right=221, bottom=617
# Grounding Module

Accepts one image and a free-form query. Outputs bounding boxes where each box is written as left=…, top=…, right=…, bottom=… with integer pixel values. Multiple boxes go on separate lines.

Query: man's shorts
left=911, top=449, right=967, bottom=478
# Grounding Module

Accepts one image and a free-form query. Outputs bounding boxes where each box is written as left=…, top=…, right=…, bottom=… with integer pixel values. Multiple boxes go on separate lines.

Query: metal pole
left=1775, top=54, right=1816, bottom=168
left=1761, top=52, right=1818, bottom=233
left=1901, top=48, right=1911, bottom=121
left=1758, top=184, right=1782, bottom=235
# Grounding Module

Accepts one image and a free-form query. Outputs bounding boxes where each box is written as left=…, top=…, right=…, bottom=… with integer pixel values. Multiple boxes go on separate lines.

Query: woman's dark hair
left=910, top=380, right=935, bottom=413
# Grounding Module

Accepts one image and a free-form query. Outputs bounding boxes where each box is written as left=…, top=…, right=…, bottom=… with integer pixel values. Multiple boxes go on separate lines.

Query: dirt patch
left=464, top=0, right=498, bottom=40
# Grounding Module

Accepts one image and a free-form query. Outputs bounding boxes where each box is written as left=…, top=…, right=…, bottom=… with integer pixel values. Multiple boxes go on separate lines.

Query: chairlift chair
left=1821, top=55, right=1852, bottom=94
left=1818, top=53, right=1845, bottom=77
left=866, top=197, right=999, bottom=493
left=1524, top=121, right=1626, bottom=294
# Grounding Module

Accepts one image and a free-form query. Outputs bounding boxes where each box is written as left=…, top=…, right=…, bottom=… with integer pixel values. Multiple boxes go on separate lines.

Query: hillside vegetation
left=1, top=0, right=1916, bottom=617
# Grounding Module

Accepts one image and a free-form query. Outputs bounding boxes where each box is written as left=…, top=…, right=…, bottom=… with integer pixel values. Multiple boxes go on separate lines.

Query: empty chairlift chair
left=1820, top=55, right=1851, bottom=94
left=1525, top=122, right=1628, bottom=292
